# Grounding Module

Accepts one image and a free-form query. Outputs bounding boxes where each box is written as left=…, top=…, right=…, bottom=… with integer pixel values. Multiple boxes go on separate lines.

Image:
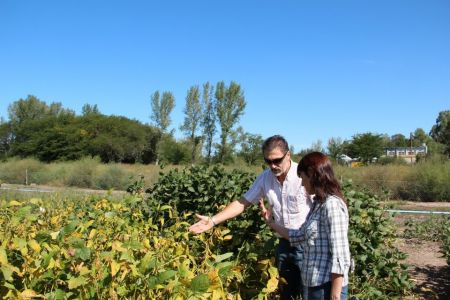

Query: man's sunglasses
left=264, top=151, right=288, bottom=165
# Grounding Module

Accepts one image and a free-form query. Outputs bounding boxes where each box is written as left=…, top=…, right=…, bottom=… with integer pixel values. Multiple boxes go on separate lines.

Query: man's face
left=264, top=147, right=291, bottom=177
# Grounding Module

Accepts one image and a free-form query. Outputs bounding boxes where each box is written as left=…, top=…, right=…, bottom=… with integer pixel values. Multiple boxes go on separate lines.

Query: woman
left=261, top=152, right=350, bottom=300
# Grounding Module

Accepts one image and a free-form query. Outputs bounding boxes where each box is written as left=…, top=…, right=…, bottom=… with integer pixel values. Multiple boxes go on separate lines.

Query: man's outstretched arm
left=188, top=198, right=251, bottom=234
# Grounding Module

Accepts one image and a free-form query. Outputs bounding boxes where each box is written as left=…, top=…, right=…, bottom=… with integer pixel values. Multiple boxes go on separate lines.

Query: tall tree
left=150, top=90, right=175, bottom=165
left=346, top=132, right=384, bottom=163
left=82, top=104, right=101, bottom=116
left=215, top=81, right=246, bottom=163
left=238, top=132, right=264, bottom=165
left=430, top=110, right=450, bottom=155
left=327, top=137, right=344, bottom=159
left=298, top=140, right=325, bottom=157
left=200, top=82, right=216, bottom=164
left=0, top=121, right=12, bottom=159
left=389, top=134, right=408, bottom=147
left=150, top=91, right=175, bottom=133
left=8, top=95, right=50, bottom=124
left=180, top=85, right=202, bottom=163
left=413, top=128, right=428, bottom=146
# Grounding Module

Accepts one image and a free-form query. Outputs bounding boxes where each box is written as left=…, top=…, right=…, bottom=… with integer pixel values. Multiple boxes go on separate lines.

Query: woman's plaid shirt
left=288, top=195, right=351, bottom=287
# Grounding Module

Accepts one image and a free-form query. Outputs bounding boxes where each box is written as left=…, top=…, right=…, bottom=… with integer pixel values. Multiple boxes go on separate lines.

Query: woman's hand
left=259, top=199, right=273, bottom=224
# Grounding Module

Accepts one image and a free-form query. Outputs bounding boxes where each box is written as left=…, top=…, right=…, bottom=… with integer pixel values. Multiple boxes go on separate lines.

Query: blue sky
left=1, top=0, right=449, bottom=151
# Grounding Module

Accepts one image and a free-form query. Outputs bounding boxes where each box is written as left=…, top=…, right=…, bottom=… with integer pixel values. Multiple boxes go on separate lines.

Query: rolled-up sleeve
left=243, top=173, right=265, bottom=204
left=325, top=198, right=350, bottom=275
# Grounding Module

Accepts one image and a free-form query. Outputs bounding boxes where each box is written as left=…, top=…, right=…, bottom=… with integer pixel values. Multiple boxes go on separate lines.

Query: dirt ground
left=392, top=202, right=450, bottom=300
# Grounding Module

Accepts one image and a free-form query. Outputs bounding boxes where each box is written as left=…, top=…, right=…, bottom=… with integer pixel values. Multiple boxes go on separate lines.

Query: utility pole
left=410, top=132, right=413, bottom=163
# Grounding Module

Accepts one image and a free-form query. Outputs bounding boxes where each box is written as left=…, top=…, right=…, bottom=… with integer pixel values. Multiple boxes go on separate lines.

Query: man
left=189, top=135, right=312, bottom=300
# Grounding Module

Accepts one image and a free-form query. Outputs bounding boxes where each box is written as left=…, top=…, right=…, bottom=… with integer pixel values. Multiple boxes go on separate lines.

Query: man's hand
left=188, top=214, right=213, bottom=234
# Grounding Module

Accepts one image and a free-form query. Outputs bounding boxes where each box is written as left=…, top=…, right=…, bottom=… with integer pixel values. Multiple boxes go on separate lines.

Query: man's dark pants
left=276, top=238, right=304, bottom=300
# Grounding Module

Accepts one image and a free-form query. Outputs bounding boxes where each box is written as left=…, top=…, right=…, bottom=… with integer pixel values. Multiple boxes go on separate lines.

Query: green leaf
left=1, top=266, right=13, bottom=281
left=68, top=276, right=87, bottom=289
left=139, top=252, right=156, bottom=274
left=190, top=274, right=210, bottom=293
left=104, top=211, right=116, bottom=218
left=158, top=269, right=177, bottom=283
left=62, top=220, right=78, bottom=236
left=75, top=247, right=91, bottom=261
left=214, top=252, right=233, bottom=263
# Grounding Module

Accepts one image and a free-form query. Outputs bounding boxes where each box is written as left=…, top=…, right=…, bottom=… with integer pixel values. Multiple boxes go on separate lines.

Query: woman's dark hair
left=262, top=135, right=289, bottom=153
left=297, top=152, right=346, bottom=205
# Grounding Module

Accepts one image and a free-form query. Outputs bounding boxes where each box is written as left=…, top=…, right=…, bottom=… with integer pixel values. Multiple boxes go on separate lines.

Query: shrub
left=398, top=158, right=450, bottom=201
left=144, top=165, right=413, bottom=298
left=443, top=226, right=450, bottom=265
left=0, top=157, right=44, bottom=184
left=65, top=157, right=100, bottom=188
left=95, top=164, right=129, bottom=190
left=345, top=182, right=413, bottom=298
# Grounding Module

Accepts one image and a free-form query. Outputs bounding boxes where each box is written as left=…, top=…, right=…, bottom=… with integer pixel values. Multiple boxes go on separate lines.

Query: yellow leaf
left=223, top=235, right=233, bottom=240
left=220, top=229, right=231, bottom=236
left=266, top=276, right=278, bottom=293
left=0, top=247, right=8, bottom=265
left=28, top=240, right=41, bottom=253
left=88, top=229, right=97, bottom=239
left=68, top=276, right=87, bottom=289
left=8, top=200, right=22, bottom=206
left=79, top=266, right=90, bottom=276
left=51, top=216, right=59, bottom=225
left=48, top=258, right=56, bottom=269
left=21, top=289, right=43, bottom=298
left=143, top=238, right=151, bottom=249
left=111, top=260, right=121, bottom=277
left=175, top=245, right=184, bottom=256
left=112, top=203, right=122, bottom=210
left=208, top=269, right=219, bottom=282
left=112, top=241, right=126, bottom=252
left=211, top=289, right=223, bottom=300
left=85, top=220, right=95, bottom=228
left=50, top=231, right=60, bottom=240
left=20, top=247, right=28, bottom=256
left=29, top=198, right=43, bottom=205
left=120, top=267, right=129, bottom=281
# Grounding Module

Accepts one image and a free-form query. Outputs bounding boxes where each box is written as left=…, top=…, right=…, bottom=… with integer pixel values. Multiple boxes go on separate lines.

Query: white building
left=384, top=143, right=427, bottom=163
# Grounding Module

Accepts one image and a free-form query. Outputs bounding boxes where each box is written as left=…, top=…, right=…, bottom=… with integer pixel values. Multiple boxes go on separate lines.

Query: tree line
left=0, top=81, right=252, bottom=165
left=0, top=84, right=449, bottom=165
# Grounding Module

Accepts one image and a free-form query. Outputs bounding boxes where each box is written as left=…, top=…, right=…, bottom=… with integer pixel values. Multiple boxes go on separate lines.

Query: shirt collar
left=284, top=160, right=298, bottom=182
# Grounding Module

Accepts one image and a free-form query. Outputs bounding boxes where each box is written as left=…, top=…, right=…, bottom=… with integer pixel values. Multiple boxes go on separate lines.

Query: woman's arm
left=259, top=199, right=305, bottom=243
left=259, top=199, right=289, bottom=239
left=325, top=197, right=350, bottom=298
left=331, top=273, right=344, bottom=300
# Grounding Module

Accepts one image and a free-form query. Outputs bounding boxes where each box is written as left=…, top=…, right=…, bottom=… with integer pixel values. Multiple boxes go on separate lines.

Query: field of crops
left=1, top=165, right=417, bottom=299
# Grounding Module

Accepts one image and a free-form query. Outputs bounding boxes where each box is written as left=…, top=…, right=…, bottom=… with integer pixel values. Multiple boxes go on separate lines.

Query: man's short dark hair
left=262, top=135, right=289, bottom=153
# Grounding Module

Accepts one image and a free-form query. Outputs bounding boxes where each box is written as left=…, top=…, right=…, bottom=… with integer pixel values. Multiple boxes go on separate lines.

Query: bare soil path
left=392, top=202, right=450, bottom=300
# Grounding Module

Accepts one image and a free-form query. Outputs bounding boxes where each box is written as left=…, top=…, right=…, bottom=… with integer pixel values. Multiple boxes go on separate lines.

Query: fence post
left=25, top=168, right=28, bottom=185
